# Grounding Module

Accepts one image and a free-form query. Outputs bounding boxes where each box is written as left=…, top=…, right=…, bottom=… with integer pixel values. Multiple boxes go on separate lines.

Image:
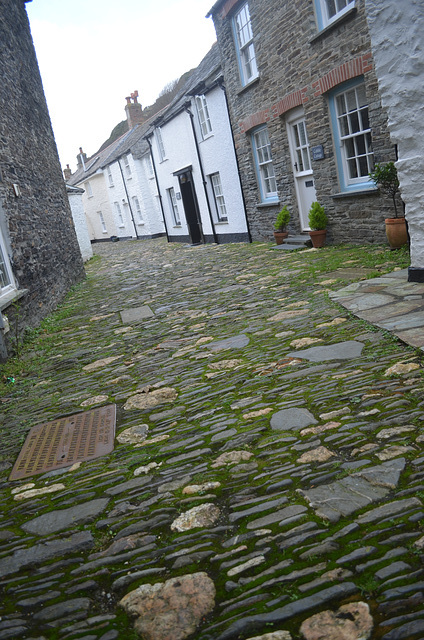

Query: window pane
left=348, top=111, right=360, bottom=133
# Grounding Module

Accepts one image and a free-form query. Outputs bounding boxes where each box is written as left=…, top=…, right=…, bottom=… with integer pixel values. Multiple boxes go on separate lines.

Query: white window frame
left=123, top=155, right=132, bottom=178
left=106, top=166, right=114, bottom=187
left=330, top=79, right=374, bottom=192
left=85, top=181, right=93, bottom=197
left=209, top=173, right=228, bottom=222
left=233, top=2, right=258, bottom=87
left=251, top=126, right=278, bottom=202
left=167, top=187, right=181, bottom=226
left=156, top=128, right=166, bottom=162
left=132, top=196, right=144, bottom=224
left=98, top=211, right=107, bottom=233
left=315, top=0, right=355, bottom=30
left=0, top=238, right=14, bottom=300
left=114, top=201, right=125, bottom=227
left=195, top=95, right=212, bottom=138
left=146, top=154, right=154, bottom=178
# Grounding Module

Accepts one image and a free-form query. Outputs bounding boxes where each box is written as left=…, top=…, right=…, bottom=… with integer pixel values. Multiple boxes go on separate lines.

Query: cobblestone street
left=1, top=238, right=424, bottom=640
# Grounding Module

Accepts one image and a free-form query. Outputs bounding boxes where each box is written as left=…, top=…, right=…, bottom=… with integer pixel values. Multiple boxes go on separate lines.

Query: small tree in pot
left=369, top=161, right=407, bottom=249
left=273, top=206, right=290, bottom=245
left=308, top=201, right=328, bottom=248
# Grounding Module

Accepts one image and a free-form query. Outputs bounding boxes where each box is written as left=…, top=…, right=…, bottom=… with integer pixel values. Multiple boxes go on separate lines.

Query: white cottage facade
left=146, top=44, right=250, bottom=244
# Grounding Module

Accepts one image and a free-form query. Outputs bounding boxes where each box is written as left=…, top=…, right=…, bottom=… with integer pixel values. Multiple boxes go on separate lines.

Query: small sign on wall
left=311, top=145, right=325, bottom=161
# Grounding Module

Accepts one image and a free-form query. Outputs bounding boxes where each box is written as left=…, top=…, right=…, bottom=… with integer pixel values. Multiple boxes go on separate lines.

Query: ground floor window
left=251, top=126, right=278, bottom=203
left=132, top=196, right=144, bottom=224
left=329, top=79, right=374, bottom=192
left=98, top=211, right=107, bottom=233
left=167, top=187, right=181, bottom=226
left=209, top=173, right=228, bottom=222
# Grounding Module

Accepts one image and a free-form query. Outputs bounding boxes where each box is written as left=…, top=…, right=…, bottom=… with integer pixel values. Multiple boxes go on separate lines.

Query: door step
left=271, top=234, right=311, bottom=250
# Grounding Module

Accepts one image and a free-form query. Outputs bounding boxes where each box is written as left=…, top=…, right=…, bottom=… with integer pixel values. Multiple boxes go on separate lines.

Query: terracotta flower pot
left=273, top=230, right=289, bottom=245
left=309, top=229, right=326, bottom=248
left=385, top=217, right=408, bottom=249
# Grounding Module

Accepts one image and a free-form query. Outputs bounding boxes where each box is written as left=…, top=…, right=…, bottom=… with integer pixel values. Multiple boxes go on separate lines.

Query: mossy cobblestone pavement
left=1, top=238, right=424, bottom=640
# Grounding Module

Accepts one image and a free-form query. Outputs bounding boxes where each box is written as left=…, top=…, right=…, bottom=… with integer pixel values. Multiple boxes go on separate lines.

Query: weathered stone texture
left=210, top=0, right=396, bottom=243
left=0, top=0, right=85, bottom=347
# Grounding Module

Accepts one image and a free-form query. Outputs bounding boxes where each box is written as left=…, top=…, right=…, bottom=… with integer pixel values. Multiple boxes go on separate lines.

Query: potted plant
left=369, top=161, right=407, bottom=249
left=273, top=206, right=290, bottom=245
left=308, top=201, right=328, bottom=248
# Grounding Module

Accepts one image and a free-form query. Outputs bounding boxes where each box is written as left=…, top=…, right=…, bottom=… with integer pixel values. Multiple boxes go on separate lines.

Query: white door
left=287, top=111, right=317, bottom=230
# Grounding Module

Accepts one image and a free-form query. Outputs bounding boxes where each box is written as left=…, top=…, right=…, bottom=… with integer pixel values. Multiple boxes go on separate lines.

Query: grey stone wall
left=210, top=0, right=396, bottom=243
left=0, top=0, right=85, bottom=349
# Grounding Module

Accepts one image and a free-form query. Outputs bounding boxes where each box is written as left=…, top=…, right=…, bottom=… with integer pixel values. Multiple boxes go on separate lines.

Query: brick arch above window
left=238, top=53, right=372, bottom=134
left=312, top=53, right=373, bottom=97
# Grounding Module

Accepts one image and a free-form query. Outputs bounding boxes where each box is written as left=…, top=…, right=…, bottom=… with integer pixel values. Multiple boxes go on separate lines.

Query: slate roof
left=67, top=42, right=221, bottom=184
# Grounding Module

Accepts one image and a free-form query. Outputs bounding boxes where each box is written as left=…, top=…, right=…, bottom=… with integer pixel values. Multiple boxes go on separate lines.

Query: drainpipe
left=184, top=103, right=219, bottom=245
left=145, top=136, right=170, bottom=243
left=117, top=158, right=138, bottom=239
left=218, top=80, right=252, bottom=243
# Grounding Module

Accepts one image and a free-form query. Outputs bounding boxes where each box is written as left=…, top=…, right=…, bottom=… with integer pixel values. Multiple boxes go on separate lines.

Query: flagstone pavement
left=1, top=238, right=424, bottom=640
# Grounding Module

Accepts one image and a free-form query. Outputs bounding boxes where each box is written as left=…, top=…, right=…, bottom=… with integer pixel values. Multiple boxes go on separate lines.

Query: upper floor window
left=123, top=155, right=132, bottom=178
left=146, top=154, right=154, bottom=177
left=209, top=173, right=228, bottom=222
left=329, top=79, right=374, bottom=191
left=167, top=187, right=181, bottom=226
left=315, top=0, right=355, bottom=30
left=106, top=166, right=114, bottom=187
left=195, top=95, right=212, bottom=138
left=114, top=201, right=125, bottom=227
left=98, top=211, right=107, bottom=233
left=251, top=127, right=278, bottom=202
left=85, top=181, right=93, bottom=197
left=156, top=128, right=166, bottom=162
left=233, top=3, right=258, bottom=86
left=132, top=196, right=143, bottom=224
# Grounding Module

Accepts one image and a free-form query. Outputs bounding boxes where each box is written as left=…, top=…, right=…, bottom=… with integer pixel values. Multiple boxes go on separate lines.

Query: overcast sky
left=26, top=0, right=217, bottom=172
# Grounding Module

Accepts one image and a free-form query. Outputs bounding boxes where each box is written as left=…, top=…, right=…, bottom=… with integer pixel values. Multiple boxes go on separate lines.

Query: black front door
left=178, top=170, right=203, bottom=244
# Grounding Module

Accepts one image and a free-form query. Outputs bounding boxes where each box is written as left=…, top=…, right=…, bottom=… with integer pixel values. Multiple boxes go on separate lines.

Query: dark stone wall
left=210, top=0, right=396, bottom=243
left=0, top=1, right=85, bottom=346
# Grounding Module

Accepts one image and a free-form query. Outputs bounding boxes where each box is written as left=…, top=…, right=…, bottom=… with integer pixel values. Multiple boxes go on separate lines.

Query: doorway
left=287, top=109, right=317, bottom=230
left=175, top=167, right=204, bottom=244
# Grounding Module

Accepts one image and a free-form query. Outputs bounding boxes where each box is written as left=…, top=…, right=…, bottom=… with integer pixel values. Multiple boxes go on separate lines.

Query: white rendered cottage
left=146, top=44, right=250, bottom=244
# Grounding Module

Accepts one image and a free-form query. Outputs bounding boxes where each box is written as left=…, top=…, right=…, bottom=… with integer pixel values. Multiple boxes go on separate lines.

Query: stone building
left=207, top=0, right=397, bottom=243
left=0, top=0, right=85, bottom=358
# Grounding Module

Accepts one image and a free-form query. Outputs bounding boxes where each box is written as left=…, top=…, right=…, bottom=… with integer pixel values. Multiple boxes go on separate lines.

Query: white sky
left=26, top=0, right=217, bottom=172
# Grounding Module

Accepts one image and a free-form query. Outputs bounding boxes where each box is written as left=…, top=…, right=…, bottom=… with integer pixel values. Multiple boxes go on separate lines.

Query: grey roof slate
left=67, top=42, right=221, bottom=184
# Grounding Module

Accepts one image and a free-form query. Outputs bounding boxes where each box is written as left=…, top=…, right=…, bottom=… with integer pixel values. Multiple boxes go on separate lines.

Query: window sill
left=332, top=187, right=379, bottom=198
left=0, top=288, right=28, bottom=312
left=310, top=7, right=357, bottom=43
left=200, top=133, right=214, bottom=142
left=137, top=222, right=145, bottom=226
left=109, top=185, right=115, bottom=188
left=257, top=200, right=280, bottom=209
left=173, top=224, right=182, bottom=228
left=237, top=76, right=260, bottom=96
left=215, top=220, right=229, bottom=225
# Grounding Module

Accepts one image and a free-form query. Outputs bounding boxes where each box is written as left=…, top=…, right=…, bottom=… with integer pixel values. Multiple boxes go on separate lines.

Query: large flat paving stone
left=271, top=408, right=317, bottom=431
left=288, top=341, right=364, bottom=362
left=22, top=498, right=109, bottom=535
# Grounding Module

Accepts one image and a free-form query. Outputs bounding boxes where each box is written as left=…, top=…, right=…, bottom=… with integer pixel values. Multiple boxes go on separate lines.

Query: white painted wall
left=151, top=88, right=248, bottom=242
left=80, top=173, right=117, bottom=241
left=365, top=0, right=424, bottom=275
left=67, top=189, right=93, bottom=261
left=193, top=86, right=248, bottom=238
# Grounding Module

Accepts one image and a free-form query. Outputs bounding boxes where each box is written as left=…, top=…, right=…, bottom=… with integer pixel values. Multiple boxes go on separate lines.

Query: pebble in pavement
left=0, top=239, right=423, bottom=640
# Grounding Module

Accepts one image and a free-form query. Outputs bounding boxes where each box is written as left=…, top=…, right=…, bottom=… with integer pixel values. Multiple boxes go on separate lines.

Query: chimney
left=77, top=147, right=87, bottom=171
left=125, top=90, right=144, bottom=129
left=63, top=164, right=72, bottom=181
